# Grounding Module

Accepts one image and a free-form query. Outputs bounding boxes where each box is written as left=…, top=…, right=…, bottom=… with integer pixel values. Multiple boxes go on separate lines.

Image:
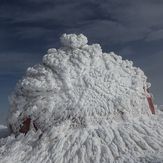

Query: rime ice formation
left=1, top=34, right=163, bottom=163
left=60, top=33, right=88, bottom=48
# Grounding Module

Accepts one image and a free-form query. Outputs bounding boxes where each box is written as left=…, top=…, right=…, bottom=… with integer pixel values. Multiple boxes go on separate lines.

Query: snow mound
left=0, top=34, right=163, bottom=163
left=60, top=33, right=88, bottom=48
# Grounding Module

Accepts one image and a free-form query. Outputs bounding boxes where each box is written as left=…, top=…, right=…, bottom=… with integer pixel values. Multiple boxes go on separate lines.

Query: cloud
left=65, top=20, right=151, bottom=46
left=1, top=0, right=163, bottom=45
left=145, top=29, right=163, bottom=41
left=0, top=52, right=40, bottom=75
left=15, top=27, right=53, bottom=39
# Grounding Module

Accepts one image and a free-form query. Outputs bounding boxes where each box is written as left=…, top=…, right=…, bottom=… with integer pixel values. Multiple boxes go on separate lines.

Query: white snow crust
left=0, top=34, right=163, bottom=163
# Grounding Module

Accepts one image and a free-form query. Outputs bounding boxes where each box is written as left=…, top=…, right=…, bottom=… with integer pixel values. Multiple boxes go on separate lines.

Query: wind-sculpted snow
left=0, top=34, right=163, bottom=163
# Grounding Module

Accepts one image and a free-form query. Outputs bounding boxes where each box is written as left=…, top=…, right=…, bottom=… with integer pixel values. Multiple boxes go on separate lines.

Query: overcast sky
left=0, top=0, right=163, bottom=124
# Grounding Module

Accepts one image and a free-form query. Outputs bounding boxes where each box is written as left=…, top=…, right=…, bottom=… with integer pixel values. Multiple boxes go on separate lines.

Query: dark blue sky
left=0, top=0, right=163, bottom=124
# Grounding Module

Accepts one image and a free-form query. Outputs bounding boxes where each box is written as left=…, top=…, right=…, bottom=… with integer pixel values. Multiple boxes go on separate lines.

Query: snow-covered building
left=0, top=34, right=163, bottom=163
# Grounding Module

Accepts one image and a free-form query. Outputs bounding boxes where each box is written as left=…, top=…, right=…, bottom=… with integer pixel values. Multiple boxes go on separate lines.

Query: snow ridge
left=0, top=34, right=163, bottom=163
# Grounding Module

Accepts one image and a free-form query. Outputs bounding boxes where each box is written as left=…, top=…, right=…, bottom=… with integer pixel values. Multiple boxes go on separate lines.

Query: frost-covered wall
left=8, top=33, right=151, bottom=133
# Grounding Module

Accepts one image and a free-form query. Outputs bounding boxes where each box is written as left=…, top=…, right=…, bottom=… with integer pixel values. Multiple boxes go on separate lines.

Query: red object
left=19, top=117, right=38, bottom=134
left=9, top=117, right=38, bottom=134
left=19, top=117, right=31, bottom=134
left=147, top=96, right=155, bottom=114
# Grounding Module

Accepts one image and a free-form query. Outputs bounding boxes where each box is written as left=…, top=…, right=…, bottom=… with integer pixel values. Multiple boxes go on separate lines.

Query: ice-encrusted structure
left=1, top=34, right=163, bottom=163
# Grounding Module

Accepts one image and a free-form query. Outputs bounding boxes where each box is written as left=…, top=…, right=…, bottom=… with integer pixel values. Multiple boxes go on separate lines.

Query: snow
left=60, top=33, right=88, bottom=48
left=0, top=33, right=163, bottom=163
